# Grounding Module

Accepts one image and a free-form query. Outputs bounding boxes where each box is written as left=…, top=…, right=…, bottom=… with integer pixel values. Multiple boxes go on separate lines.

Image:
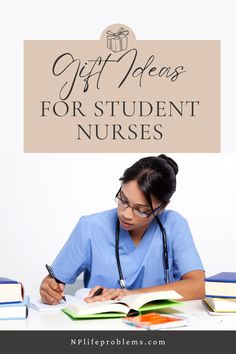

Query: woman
left=40, top=154, right=205, bottom=304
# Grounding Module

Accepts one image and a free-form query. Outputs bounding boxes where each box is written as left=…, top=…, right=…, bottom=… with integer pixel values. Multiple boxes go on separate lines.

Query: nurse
left=40, top=154, right=205, bottom=305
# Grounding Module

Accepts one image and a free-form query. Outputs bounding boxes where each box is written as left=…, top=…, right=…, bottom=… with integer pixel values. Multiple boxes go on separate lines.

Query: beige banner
left=24, top=24, right=220, bottom=152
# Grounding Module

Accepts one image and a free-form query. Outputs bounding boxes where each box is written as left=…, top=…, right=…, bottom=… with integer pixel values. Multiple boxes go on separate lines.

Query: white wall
left=0, top=154, right=236, bottom=296
left=1, top=0, right=236, bottom=296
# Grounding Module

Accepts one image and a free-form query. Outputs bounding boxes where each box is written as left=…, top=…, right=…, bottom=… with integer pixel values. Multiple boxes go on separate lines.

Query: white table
left=0, top=300, right=236, bottom=330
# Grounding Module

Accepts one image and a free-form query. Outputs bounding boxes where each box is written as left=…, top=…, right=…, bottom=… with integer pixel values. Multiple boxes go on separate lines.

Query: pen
left=45, top=264, right=66, bottom=302
left=92, top=287, right=104, bottom=297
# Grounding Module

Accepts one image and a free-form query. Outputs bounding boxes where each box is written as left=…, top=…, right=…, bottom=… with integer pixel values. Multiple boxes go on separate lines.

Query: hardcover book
left=204, top=272, right=236, bottom=298
left=203, top=297, right=236, bottom=313
left=0, top=278, right=24, bottom=303
left=0, top=296, right=29, bottom=320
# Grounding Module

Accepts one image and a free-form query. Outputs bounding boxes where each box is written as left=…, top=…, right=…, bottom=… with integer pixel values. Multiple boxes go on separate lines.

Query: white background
left=1, top=154, right=236, bottom=296
left=0, top=0, right=236, bottom=297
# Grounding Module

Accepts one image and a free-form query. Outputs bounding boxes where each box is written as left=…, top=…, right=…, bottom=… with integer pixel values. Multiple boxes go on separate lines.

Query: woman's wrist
left=124, top=288, right=140, bottom=296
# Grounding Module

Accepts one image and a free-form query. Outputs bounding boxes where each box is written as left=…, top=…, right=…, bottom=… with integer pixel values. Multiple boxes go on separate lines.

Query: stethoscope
left=115, top=215, right=170, bottom=289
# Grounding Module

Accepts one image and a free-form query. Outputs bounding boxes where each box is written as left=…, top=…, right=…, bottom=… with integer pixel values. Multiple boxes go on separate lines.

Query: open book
left=62, top=290, right=182, bottom=319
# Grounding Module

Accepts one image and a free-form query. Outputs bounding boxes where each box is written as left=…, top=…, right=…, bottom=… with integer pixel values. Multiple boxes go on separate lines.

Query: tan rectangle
left=24, top=25, right=220, bottom=152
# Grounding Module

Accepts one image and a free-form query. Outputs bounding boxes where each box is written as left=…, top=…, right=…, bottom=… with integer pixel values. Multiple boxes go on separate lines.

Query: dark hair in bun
left=158, top=154, right=178, bottom=176
left=119, top=154, right=178, bottom=206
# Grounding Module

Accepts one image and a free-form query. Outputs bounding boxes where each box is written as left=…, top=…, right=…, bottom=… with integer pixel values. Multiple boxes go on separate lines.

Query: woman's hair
left=119, top=154, right=178, bottom=208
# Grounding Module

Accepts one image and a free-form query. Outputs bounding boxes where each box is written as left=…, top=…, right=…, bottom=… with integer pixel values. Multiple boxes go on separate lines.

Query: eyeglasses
left=115, top=189, right=164, bottom=218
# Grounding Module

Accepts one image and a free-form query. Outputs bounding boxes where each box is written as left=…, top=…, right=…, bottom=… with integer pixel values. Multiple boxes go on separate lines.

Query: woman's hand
left=40, top=275, right=65, bottom=305
left=84, top=286, right=130, bottom=303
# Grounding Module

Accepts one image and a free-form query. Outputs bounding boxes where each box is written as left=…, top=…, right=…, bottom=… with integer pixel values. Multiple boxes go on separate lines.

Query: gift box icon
left=106, top=27, right=129, bottom=52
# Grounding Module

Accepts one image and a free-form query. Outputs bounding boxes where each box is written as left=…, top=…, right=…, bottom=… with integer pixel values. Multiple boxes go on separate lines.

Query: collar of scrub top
left=115, top=214, right=170, bottom=290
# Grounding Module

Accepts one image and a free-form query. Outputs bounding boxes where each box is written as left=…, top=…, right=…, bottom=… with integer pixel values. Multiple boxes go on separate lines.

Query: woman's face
left=117, top=180, right=162, bottom=231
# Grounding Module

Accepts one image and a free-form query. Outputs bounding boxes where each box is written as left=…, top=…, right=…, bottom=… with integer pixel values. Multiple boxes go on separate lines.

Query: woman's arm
left=129, top=270, right=205, bottom=300
left=84, top=270, right=205, bottom=303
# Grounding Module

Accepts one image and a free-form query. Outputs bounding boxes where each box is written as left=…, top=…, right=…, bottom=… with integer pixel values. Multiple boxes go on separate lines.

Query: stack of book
left=0, top=277, right=29, bottom=320
left=203, top=272, right=236, bottom=314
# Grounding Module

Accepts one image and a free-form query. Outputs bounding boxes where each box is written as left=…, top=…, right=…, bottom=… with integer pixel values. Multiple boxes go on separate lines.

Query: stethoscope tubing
left=115, top=216, right=169, bottom=289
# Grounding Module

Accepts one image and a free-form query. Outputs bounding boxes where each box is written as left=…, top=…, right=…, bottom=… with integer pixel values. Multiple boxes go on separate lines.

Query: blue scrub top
left=51, top=208, right=204, bottom=289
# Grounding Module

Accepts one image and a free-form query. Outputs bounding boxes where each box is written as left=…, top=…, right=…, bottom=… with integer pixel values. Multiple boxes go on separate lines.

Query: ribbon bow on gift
left=106, top=27, right=129, bottom=39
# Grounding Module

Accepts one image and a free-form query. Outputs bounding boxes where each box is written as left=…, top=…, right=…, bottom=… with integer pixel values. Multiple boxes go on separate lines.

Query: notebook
left=122, top=312, right=188, bottom=330
left=30, top=295, right=78, bottom=312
